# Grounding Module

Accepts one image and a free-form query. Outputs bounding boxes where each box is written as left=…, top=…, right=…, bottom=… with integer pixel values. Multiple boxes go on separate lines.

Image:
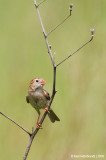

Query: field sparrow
left=26, top=78, right=60, bottom=128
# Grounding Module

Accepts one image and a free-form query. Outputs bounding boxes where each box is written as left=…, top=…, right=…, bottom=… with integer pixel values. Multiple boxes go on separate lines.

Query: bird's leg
left=37, top=111, right=42, bottom=129
left=45, top=107, right=50, bottom=113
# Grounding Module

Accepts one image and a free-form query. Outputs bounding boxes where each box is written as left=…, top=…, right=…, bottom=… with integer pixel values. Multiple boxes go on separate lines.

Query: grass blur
left=0, top=0, right=106, bottom=159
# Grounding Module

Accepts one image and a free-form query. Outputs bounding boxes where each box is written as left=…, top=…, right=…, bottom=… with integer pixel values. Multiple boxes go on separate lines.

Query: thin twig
left=0, top=112, right=31, bottom=136
left=38, top=0, right=47, bottom=7
left=47, top=15, right=71, bottom=37
left=34, top=0, right=55, bottom=67
left=56, top=36, right=94, bottom=67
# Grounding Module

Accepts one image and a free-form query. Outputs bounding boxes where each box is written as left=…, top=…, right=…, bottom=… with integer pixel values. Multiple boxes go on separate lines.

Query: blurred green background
left=0, top=0, right=106, bottom=159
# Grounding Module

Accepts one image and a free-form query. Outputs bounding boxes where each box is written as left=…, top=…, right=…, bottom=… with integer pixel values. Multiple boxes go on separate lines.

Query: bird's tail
left=48, top=109, right=60, bottom=123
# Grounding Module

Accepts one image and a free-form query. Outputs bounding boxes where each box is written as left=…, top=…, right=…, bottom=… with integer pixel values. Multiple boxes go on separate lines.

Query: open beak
left=40, top=80, right=46, bottom=86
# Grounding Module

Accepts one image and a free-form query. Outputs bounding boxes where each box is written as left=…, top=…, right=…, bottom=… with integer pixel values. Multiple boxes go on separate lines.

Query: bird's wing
left=43, top=89, right=50, bottom=100
left=26, top=94, right=30, bottom=103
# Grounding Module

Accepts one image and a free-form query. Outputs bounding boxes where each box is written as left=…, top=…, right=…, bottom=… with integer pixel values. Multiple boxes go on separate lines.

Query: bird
left=26, top=78, right=60, bottom=128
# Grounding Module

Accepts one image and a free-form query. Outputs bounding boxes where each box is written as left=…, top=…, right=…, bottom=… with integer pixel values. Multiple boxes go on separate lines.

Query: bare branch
left=23, top=132, right=36, bottom=160
left=46, top=4, right=73, bottom=37
left=34, top=0, right=46, bottom=35
left=0, top=112, right=31, bottom=136
left=34, top=0, right=55, bottom=67
left=38, top=0, right=47, bottom=7
left=56, top=35, right=94, bottom=67
left=47, top=15, right=71, bottom=37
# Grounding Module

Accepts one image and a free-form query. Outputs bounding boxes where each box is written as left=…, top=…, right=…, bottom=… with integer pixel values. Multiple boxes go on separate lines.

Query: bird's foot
left=37, top=122, right=42, bottom=129
left=45, top=107, right=50, bottom=113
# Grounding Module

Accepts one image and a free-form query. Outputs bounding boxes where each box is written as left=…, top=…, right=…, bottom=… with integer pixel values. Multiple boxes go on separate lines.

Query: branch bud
left=90, top=29, right=95, bottom=37
left=69, top=4, right=73, bottom=15
left=49, top=45, right=52, bottom=50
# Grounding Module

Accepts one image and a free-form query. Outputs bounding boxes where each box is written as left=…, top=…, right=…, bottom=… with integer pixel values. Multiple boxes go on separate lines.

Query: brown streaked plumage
left=26, top=78, right=60, bottom=128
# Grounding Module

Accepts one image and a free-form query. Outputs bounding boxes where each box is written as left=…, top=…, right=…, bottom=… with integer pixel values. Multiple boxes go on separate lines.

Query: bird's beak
left=40, top=80, right=46, bottom=86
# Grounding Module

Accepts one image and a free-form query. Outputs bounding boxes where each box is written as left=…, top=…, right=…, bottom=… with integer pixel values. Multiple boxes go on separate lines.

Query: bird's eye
left=36, top=79, right=39, bottom=82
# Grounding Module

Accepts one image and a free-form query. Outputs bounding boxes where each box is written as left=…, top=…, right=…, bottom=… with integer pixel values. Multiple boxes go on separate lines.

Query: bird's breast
left=28, top=91, right=49, bottom=110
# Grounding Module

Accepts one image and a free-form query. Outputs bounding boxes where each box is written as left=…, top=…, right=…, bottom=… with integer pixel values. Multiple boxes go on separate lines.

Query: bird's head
left=29, top=78, right=46, bottom=90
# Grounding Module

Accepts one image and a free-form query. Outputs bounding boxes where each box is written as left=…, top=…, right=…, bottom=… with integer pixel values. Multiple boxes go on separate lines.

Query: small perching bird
left=26, top=78, right=60, bottom=128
